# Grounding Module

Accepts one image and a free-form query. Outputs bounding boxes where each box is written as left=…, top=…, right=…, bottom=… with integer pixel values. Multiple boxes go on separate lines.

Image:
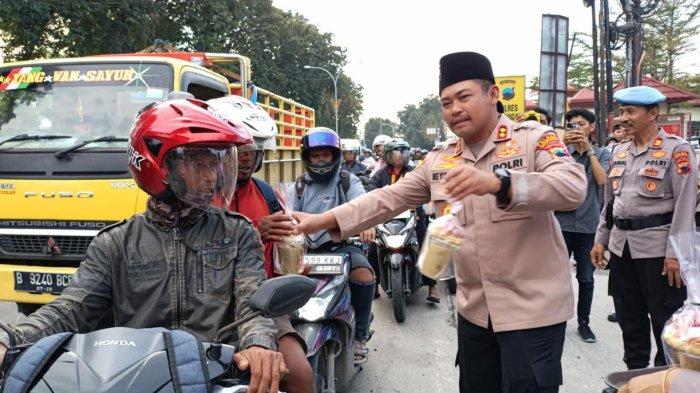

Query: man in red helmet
left=0, top=99, right=287, bottom=393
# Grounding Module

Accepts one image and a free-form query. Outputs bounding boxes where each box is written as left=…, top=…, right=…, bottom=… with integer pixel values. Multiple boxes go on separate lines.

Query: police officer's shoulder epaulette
left=223, top=210, right=254, bottom=225
left=96, top=219, right=128, bottom=236
left=513, top=120, right=552, bottom=133
left=665, top=133, right=687, bottom=144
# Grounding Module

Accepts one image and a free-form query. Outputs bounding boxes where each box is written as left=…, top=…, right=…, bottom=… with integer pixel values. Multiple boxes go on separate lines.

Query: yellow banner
left=495, top=76, right=526, bottom=121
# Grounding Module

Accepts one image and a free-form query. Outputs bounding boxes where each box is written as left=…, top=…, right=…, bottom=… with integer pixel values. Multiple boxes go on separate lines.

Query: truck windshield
left=0, top=62, right=172, bottom=150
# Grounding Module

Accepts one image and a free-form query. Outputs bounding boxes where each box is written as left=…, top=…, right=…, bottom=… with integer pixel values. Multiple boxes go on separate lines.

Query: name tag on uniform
left=431, top=170, right=448, bottom=182
left=492, top=157, right=525, bottom=172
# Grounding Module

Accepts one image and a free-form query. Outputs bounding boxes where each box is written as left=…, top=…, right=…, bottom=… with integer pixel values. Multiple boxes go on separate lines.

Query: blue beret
left=613, top=86, right=666, bottom=105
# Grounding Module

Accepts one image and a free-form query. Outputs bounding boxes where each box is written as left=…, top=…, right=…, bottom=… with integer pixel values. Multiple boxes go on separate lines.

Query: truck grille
left=0, top=235, right=93, bottom=256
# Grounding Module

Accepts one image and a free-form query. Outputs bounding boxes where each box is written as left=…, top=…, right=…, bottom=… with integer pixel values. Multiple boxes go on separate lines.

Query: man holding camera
left=555, top=108, right=611, bottom=343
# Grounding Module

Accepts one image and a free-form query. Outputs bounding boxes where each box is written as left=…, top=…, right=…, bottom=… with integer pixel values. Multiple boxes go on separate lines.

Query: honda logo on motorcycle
left=93, top=340, right=136, bottom=347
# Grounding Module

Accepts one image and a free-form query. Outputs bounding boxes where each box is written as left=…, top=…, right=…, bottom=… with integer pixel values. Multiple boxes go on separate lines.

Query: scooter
left=0, top=275, right=315, bottom=393
left=375, top=210, right=420, bottom=323
left=291, top=241, right=364, bottom=393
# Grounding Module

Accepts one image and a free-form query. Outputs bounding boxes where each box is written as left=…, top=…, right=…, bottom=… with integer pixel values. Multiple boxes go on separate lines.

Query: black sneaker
left=578, top=324, right=597, bottom=343
left=607, top=312, right=618, bottom=323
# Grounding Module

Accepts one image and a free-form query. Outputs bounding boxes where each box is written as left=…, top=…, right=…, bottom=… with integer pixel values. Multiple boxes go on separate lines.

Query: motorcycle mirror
left=248, top=275, right=316, bottom=318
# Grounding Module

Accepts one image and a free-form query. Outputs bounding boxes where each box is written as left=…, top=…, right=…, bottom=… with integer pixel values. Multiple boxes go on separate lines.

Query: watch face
left=495, top=168, right=509, bottom=178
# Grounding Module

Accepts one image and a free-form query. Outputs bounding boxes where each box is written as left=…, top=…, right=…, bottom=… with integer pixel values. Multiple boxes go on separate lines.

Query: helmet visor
left=386, top=149, right=410, bottom=167
left=164, top=145, right=238, bottom=212
left=305, top=131, right=340, bottom=149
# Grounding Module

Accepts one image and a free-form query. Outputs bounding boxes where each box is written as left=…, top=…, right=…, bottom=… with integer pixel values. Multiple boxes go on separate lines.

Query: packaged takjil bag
left=272, top=182, right=307, bottom=275
left=418, top=202, right=467, bottom=279
left=662, top=231, right=700, bottom=371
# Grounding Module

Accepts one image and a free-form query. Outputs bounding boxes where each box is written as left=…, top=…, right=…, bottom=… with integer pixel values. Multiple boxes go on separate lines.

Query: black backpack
left=252, top=177, right=283, bottom=214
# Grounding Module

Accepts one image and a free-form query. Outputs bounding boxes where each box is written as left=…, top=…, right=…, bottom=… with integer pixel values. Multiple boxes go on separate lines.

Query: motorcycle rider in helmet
left=208, top=96, right=314, bottom=393
left=367, top=140, right=439, bottom=303
left=0, top=98, right=287, bottom=393
left=361, top=148, right=377, bottom=170
left=370, top=134, right=392, bottom=177
left=294, top=127, right=377, bottom=364
left=340, top=143, right=367, bottom=177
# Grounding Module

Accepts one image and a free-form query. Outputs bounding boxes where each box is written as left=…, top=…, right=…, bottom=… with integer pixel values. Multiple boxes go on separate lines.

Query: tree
left=566, top=1, right=697, bottom=89
left=396, top=95, right=444, bottom=150
left=643, top=0, right=700, bottom=84
left=363, top=117, right=397, bottom=148
left=0, top=0, right=364, bottom=132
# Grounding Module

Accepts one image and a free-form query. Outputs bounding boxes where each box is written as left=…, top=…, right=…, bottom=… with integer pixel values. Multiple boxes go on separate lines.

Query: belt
left=613, top=212, right=673, bottom=231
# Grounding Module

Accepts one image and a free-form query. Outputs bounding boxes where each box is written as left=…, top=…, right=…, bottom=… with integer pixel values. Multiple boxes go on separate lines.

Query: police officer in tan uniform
left=293, top=52, right=587, bottom=393
left=592, top=86, right=697, bottom=370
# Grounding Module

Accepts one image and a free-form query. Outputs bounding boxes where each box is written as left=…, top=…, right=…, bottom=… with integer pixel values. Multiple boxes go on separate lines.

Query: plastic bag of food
left=418, top=202, right=467, bottom=279
left=272, top=182, right=307, bottom=275
left=661, top=231, right=700, bottom=370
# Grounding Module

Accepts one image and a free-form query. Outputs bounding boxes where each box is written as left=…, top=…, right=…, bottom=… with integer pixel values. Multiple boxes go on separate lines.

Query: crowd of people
left=0, top=50, right=697, bottom=393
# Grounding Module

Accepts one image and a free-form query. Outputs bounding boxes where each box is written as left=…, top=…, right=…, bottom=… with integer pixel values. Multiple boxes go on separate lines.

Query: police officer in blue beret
left=592, top=86, right=697, bottom=369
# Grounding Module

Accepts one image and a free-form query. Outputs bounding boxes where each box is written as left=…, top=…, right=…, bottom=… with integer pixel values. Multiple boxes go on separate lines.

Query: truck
left=0, top=49, right=314, bottom=314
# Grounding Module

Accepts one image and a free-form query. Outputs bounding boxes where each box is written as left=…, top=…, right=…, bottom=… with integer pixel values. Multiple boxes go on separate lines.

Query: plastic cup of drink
left=419, top=236, right=459, bottom=279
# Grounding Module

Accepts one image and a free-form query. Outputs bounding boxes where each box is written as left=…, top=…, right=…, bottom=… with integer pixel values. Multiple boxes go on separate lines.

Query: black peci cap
left=439, top=52, right=495, bottom=94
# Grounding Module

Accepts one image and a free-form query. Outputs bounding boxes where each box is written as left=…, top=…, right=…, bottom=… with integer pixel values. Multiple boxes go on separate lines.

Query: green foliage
left=363, top=117, right=397, bottom=147
left=396, top=95, right=443, bottom=150
left=567, top=0, right=698, bottom=89
left=643, top=0, right=700, bottom=83
left=0, top=0, right=363, bottom=132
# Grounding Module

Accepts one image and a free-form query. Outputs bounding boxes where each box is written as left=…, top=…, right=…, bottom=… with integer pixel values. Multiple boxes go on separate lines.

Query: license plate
left=14, top=271, right=72, bottom=294
left=303, top=255, right=343, bottom=275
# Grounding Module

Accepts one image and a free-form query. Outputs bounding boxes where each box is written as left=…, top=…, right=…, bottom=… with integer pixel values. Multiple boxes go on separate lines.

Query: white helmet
left=372, top=134, right=392, bottom=148
left=207, top=95, right=278, bottom=151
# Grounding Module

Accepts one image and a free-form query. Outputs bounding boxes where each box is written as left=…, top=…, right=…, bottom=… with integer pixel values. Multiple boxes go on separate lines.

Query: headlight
left=385, top=234, right=406, bottom=250
left=296, top=294, right=332, bottom=321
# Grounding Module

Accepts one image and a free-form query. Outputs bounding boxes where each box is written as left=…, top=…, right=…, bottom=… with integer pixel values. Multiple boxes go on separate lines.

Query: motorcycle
left=375, top=210, right=420, bottom=323
left=0, top=275, right=316, bottom=393
left=291, top=241, right=365, bottom=393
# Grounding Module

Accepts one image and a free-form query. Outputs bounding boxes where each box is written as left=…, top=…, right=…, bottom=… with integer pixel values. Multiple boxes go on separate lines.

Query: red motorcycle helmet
left=128, top=98, right=252, bottom=208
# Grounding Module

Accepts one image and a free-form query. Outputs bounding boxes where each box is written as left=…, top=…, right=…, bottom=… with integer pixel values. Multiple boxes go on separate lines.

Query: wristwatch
left=493, top=168, right=511, bottom=205
left=586, top=149, right=596, bottom=157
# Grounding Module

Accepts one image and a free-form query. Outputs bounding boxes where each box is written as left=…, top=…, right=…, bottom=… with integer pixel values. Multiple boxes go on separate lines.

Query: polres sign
left=496, top=76, right=526, bottom=121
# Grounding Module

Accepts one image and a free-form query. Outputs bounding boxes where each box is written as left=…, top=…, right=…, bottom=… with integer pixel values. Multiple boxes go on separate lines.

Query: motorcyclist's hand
left=258, top=212, right=295, bottom=242
left=291, top=211, right=338, bottom=234
left=359, top=228, right=375, bottom=243
left=662, top=258, right=683, bottom=288
left=442, top=165, right=501, bottom=201
left=590, top=243, right=608, bottom=269
left=234, top=345, right=287, bottom=393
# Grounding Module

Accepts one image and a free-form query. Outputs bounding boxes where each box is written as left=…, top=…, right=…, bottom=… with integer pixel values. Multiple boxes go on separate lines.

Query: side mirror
left=248, top=275, right=316, bottom=318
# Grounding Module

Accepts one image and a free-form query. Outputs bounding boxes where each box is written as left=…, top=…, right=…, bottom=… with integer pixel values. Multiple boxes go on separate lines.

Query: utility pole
left=585, top=0, right=605, bottom=144
left=622, top=0, right=644, bottom=87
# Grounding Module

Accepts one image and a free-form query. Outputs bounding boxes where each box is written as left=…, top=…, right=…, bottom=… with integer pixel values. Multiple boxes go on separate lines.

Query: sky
left=272, top=0, right=700, bottom=132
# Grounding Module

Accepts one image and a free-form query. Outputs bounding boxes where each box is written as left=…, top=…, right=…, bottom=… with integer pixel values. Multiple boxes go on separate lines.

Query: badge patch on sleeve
left=536, top=134, right=570, bottom=158
left=673, top=151, right=691, bottom=175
